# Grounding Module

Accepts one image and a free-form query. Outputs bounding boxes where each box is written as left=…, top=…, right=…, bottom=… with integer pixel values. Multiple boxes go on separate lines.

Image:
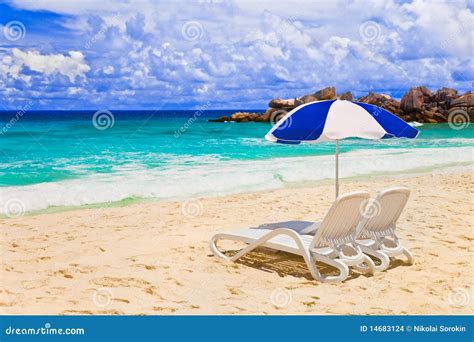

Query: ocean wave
left=0, top=146, right=472, bottom=213
left=413, top=138, right=473, bottom=144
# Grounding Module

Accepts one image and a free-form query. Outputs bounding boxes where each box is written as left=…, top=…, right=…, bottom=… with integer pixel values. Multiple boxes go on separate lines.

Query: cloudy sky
left=0, top=0, right=472, bottom=109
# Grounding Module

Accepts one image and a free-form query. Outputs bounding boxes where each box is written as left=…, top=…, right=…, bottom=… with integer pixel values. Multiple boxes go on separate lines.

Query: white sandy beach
left=0, top=170, right=472, bottom=315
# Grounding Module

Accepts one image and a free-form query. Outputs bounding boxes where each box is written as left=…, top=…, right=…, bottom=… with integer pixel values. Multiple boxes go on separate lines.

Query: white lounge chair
left=210, top=192, right=376, bottom=283
left=356, top=187, right=414, bottom=271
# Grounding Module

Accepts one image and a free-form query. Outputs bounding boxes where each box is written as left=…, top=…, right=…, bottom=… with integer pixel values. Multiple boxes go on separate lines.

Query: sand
left=1, top=170, right=473, bottom=315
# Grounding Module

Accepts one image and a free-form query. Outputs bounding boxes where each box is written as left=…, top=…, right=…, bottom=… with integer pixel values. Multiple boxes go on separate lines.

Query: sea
left=0, top=110, right=472, bottom=214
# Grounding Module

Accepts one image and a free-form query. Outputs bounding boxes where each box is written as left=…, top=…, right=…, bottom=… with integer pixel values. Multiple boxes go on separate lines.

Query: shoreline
left=3, top=162, right=472, bottom=218
left=1, top=169, right=472, bottom=315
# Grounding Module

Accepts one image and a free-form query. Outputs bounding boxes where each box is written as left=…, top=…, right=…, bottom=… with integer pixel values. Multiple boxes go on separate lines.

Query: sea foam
left=0, top=146, right=471, bottom=213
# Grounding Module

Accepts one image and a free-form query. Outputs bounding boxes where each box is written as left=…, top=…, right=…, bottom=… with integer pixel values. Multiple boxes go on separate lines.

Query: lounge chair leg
left=402, top=247, right=414, bottom=265
left=300, top=253, right=324, bottom=282
left=311, top=254, right=349, bottom=283
left=359, top=246, right=390, bottom=271
left=353, top=255, right=376, bottom=275
left=210, top=235, right=233, bottom=262
left=372, top=251, right=390, bottom=271
left=210, top=234, right=264, bottom=262
left=211, top=229, right=310, bottom=264
left=211, top=231, right=346, bottom=283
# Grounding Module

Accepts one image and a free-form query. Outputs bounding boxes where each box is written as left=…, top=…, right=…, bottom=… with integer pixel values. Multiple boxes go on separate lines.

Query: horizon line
left=0, top=108, right=269, bottom=112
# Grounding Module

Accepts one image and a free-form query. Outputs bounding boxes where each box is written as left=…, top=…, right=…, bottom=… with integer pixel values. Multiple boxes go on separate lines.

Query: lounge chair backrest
left=310, top=191, right=370, bottom=249
left=358, top=187, right=410, bottom=239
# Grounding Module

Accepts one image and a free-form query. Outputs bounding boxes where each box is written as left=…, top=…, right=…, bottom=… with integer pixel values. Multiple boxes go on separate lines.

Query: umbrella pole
left=335, top=140, right=339, bottom=198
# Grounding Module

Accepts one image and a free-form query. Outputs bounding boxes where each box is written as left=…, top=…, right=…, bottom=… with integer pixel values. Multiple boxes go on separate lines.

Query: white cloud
left=1, top=0, right=473, bottom=108
left=9, top=49, right=90, bottom=82
left=0, top=54, right=22, bottom=79
left=8, top=0, right=135, bottom=15
left=67, top=87, right=82, bottom=95
left=103, top=65, right=115, bottom=74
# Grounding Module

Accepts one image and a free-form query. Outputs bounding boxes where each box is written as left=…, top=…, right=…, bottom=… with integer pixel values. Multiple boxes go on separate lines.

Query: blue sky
left=0, top=0, right=473, bottom=109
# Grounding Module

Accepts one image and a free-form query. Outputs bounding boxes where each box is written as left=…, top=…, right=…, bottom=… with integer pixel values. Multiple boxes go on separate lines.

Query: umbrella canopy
left=265, top=99, right=419, bottom=196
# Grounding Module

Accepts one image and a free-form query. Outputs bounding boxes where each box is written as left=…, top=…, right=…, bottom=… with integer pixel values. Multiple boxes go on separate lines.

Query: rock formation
left=209, top=86, right=472, bottom=124
left=357, top=92, right=402, bottom=117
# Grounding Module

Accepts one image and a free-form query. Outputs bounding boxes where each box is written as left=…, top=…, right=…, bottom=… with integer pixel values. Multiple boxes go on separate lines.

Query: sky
left=0, top=0, right=473, bottom=110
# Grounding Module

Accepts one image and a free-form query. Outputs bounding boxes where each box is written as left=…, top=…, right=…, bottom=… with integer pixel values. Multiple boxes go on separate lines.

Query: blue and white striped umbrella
left=265, top=99, right=419, bottom=196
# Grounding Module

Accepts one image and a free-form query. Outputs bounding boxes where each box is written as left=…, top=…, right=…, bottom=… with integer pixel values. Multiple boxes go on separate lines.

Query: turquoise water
left=0, top=111, right=472, bottom=212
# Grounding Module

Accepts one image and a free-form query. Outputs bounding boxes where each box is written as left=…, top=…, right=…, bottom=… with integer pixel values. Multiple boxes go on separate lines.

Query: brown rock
left=416, top=110, right=446, bottom=123
left=209, top=85, right=467, bottom=124
left=231, top=112, right=242, bottom=120
left=338, top=91, right=353, bottom=101
left=268, top=98, right=296, bottom=109
left=390, top=100, right=401, bottom=110
left=312, top=86, right=336, bottom=100
left=434, top=87, right=458, bottom=103
left=208, top=116, right=230, bottom=122
left=432, top=111, right=447, bottom=122
left=269, top=109, right=289, bottom=124
left=213, top=111, right=269, bottom=123
left=403, top=112, right=416, bottom=121
left=423, top=110, right=436, bottom=118
left=261, top=108, right=277, bottom=122
left=401, top=87, right=427, bottom=113
left=231, top=112, right=252, bottom=122
left=295, top=94, right=317, bottom=105
left=450, top=92, right=474, bottom=107
left=419, top=86, right=434, bottom=100
left=295, top=86, right=337, bottom=105
left=415, top=113, right=425, bottom=121
left=358, top=92, right=385, bottom=105
left=357, top=92, right=401, bottom=115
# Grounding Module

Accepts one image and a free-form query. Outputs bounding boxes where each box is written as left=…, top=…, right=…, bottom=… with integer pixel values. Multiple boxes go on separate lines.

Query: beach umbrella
left=265, top=99, right=419, bottom=197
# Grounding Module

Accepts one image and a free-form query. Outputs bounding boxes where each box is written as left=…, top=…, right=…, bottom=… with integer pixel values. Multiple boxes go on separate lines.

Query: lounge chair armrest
left=268, top=228, right=305, bottom=239
left=255, top=228, right=307, bottom=247
left=299, top=222, right=321, bottom=235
